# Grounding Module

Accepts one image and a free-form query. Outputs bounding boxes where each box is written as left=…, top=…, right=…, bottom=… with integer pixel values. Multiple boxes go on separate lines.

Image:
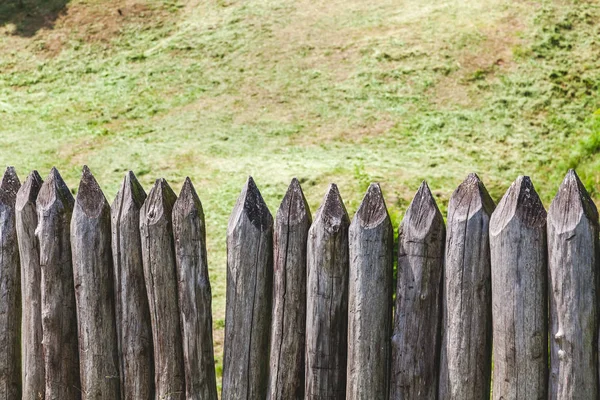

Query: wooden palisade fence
left=0, top=165, right=599, bottom=399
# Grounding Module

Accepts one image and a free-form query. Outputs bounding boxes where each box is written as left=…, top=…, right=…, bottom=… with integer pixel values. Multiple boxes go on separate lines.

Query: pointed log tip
left=0, top=166, right=21, bottom=201
left=16, top=170, right=43, bottom=209
left=549, top=169, right=598, bottom=225
left=76, top=166, right=107, bottom=216
left=113, top=170, right=146, bottom=210
left=277, top=177, right=311, bottom=224
left=237, top=176, right=272, bottom=229
left=491, top=176, right=546, bottom=233
left=450, top=172, right=495, bottom=215
left=354, top=183, right=389, bottom=228
left=37, top=167, right=74, bottom=209
left=315, top=183, right=349, bottom=227
left=174, top=177, right=202, bottom=212
left=407, top=180, right=442, bottom=217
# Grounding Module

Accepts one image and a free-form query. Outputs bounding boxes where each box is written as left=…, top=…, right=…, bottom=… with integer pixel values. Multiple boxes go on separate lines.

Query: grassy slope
left=1, top=0, right=599, bottom=384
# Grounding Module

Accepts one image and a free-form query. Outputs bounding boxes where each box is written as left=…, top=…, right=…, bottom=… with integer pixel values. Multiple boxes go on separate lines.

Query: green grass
left=1, top=0, right=600, bottom=387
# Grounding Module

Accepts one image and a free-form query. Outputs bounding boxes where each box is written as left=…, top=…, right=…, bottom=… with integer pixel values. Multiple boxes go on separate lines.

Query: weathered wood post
left=140, top=178, right=185, bottom=399
left=0, top=167, right=21, bottom=399
left=547, top=170, right=599, bottom=399
left=305, top=184, right=350, bottom=400
left=347, top=183, right=393, bottom=400
left=222, top=177, right=273, bottom=400
left=439, top=173, right=495, bottom=400
left=71, top=166, right=121, bottom=398
left=390, top=181, right=445, bottom=400
left=173, top=178, right=218, bottom=400
left=490, top=176, right=548, bottom=399
left=267, top=178, right=311, bottom=400
left=36, top=167, right=80, bottom=399
left=111, top=171, right=154, bottom=399
left=16, top=170, right=44, bottom=400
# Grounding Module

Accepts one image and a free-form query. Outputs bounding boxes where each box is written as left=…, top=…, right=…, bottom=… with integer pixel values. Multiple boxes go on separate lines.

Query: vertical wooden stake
left=347, top=183, right=393, bottom=400
left=305, top=184, right=350, bottom=400
left=16, top=170, right=44, bottom=400
left=140, top=178, right=185, bottom=399
left=0, top=167, right=21, bottom=399
left=222, top=177, right=273, bottom=400
left=391, top=181, right=445, bottom=400
left=267, top=178, right=311, bottom=400
left=547, top=170, right=599, bottom=399
left=173, top=178, right=218, bottom=400
left=111, top=171, right=154, bottom=399
left=490, top=176, right=548, bottom=399
left=439, top=173, right=495, bottom=400
left=37, top=167, right=80, bottom=399
left=71, top=166, right=121, bottom=398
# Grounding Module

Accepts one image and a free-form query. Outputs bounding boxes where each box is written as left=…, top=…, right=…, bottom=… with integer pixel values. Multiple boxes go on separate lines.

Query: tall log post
left=347, top=183, right=394, bottom=400
left=71, top=166, right=120, bottom=398
left=111, top=171, right=154, bottom=399
left=36, top=167, right=81, bottom=400
left=222, top=177, right=273, bottom=400
left=305, top=184, right=350, bottom=400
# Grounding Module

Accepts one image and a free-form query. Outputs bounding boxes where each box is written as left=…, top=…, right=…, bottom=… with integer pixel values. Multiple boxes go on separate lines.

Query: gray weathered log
left=172, top=178, right=218, bottom=400
left=140, top=178, right=185, bottom=400
left=347, top=183, right=393, bottom=400
left=267, top=178, right=311, bottom=400
left=439, top=173, right=495, bottom=400
left=222, top=177, right=273, bottom=400
left=111, top=171, right=154, bottom=400
left=490, top=176, right=548, bottom=400
left=0, top=167, right=21, bottom=399
left=547, top=170, right=599, bottom=399
left=305, top=184, right=350, bottom=400
left=390, top=181, right=445, bottom=400
left=71, top=166, right=121, bottom=399
left=16, top=170, right=44, bottom=400
left=36, top=167, right=81, bottom=400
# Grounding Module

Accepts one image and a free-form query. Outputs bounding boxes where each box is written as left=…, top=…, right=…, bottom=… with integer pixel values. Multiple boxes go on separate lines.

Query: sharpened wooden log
left=0, top=167, right=21, bottom=399
left=111, top=171, right=154, bottom=399
left=222, top=177, right=273, bottom=400
left=36, top=167, right=81, bottom=400
left=390, top=181, right=445, bottom=400
left=439, top=173, right=495, bottom=400
left=347, top=183, right=393, bottom=400
left=173, top=178, right=218, bottom=400
left=547, top=170, right=599, bottom=399
left=16, top=170, right=44, bottom=400
left=490, top=176, right=548, bottom=400
left=305, top=183, right=350, bottom=400
left=140, top=178, right=185, bottom=400
left=267, top=178, right=311, bottom=400
left=71, top=166, right=121, bottom=399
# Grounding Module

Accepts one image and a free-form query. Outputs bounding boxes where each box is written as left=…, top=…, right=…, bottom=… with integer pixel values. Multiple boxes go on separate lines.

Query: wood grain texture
left=490, top=176, right=548, bottom=400
left=111, top=171, right=154, bottom=400
left=439, top=173, right=495, bottom=400
left=222, top=177, right=273, bottom=400
left=305, top=184, right=350, bottom=400
left=140, top=178, right=185, bottom=400
left=267, top=178, right=311, bottom=400
left=71, top=166, right=120, bottom=399
left=16, top=170, right=44, bottom=400
left=0, top=167, right=21, bottom=399
left=36, top=167, right=81, bottom=400
left=172, top=178, right=218, bottom=400
left=347, top=183, right=393, bottom=400
left=390, top=181, right=445, bottom=400
left=547, top=170, right=599, bottom=399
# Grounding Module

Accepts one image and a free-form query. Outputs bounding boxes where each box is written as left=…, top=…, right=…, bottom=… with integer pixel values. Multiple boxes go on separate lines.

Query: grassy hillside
left=1, top=0, right=599, bottom=385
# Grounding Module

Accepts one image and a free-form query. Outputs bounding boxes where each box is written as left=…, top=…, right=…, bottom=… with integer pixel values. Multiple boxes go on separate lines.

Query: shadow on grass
left=0, top=0, right=70, bottom=37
